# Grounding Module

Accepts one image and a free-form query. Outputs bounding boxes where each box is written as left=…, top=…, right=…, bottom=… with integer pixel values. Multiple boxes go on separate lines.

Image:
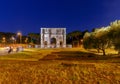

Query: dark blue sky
left=0, top=0, right=120, bottom=35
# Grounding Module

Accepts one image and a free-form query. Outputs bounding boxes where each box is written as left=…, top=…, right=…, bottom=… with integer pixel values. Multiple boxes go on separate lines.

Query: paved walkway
left=0, top=48, right=15, bottom=55
left=0, top=51, right=6, bottom=55
left=0, top=48, right=8, bottom=55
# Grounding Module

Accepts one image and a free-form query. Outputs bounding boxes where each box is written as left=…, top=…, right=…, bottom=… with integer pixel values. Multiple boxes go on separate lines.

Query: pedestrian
left=16, top=47, right=19, bottom=52
left=8, top=46, right=13, bottom=54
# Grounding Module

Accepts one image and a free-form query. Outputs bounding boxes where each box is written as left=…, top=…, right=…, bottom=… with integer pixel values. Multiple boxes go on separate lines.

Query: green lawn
left=0, top=48, right=120, bottom=84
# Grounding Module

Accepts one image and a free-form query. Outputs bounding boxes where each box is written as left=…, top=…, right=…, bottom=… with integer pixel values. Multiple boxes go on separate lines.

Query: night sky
left=0, top=0, right=120, bottom=35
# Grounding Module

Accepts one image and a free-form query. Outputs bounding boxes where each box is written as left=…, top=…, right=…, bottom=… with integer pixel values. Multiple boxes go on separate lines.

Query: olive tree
left=94, top=27, right=112, bottom=55
left=83, top=27, right=111, bottom=56
left=83, top=32, right=92, bottom=49
left=109, top=20, right=120, bottom=54
left=83, top=31, right=101, bottom=53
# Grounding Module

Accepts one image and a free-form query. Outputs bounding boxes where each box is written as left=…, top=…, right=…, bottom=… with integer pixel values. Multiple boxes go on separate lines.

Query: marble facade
left=40, top=28, right=66, bottom=48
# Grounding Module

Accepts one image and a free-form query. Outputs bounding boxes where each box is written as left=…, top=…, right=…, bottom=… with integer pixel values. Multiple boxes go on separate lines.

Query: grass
left=0, top=48, right=120, bottom=84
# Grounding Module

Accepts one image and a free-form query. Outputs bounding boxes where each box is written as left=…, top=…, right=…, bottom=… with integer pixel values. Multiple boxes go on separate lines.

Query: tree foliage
left=109, top=20, right=120, bottom=54
left=83, top=26, right=112, bottom=55
left=28, top=33, right=40, bottom=44
left=83, top=26, right=111, bottom=55
left=0, top=32, right=16, bottom=44
left=66, top=30, right=83, bottom=44
left=83, top=20, right=120, bottom=55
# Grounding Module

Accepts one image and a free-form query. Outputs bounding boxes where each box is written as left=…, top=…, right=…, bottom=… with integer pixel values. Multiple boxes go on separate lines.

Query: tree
left=95, top=27, right=112, bottom=55
left=83, top=32, right=101, bottom=53
left=83, top=20, right=120, bottom=55
left=0, top=32, right=16, bottom=44
left=109, top=20, right=120, bottom=54
left=28, top=33, right=40, bottom=44
left=83, top=32, right=92, bottom=49
left=66, top=30, right=83, bottom=44
left=83, top=27, right=111, bottom=56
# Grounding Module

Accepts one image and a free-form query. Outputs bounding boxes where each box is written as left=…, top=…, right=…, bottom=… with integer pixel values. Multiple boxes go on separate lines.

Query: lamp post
left=17, top=32, right=22, bottom=44
left=2, top=37, right=6, bottom=43
left=2, top=37, right=6, bottom=47
left=11, top=36, right=15, bottom=44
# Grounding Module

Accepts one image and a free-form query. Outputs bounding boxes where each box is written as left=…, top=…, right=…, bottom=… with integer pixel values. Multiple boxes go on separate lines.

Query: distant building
left=40, top=28, right=66, bottom=48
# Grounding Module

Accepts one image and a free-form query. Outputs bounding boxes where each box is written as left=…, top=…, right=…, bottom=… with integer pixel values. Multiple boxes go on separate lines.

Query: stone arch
left=41, top=28, right=66, bottom=48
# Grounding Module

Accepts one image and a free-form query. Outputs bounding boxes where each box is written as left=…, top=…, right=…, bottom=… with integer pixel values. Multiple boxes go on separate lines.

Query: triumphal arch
left=41, top=28, right=66, bottom=48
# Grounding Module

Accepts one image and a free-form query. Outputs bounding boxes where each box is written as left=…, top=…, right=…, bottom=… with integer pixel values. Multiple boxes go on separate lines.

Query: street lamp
left=2, top=37, right=6, bottom=43
left=2, top=37, right=6, bottom=47
left=11, top=36, right=15, bottom=44
left=17, top=32, right=22, bottom=44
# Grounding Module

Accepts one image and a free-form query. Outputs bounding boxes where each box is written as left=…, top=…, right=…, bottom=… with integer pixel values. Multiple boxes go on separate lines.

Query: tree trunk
left=97, top=49, right=100, bottom=53
left=102, top=49, right=106, bottom=56
left=118, top=50, right=120, bottom=55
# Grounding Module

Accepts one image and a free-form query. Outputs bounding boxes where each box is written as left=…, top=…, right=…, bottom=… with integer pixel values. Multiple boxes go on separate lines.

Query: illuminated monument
left=41, top=28, right=66, bottom=48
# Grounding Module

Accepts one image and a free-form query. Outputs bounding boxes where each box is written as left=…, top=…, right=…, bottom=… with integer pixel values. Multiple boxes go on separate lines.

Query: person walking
left=8, top=46, right=13, bottom=54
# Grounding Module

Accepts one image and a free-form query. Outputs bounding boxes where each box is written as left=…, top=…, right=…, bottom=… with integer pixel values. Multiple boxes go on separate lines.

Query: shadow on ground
left=41, top=51, right=120, bottom=61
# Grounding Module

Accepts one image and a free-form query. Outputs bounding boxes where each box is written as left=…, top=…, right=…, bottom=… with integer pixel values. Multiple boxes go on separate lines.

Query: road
left=0, top=47, right=24, bottom=56
left=0, top=48, right=9, bottom=55
left=0, top=47, right=16, bottom=55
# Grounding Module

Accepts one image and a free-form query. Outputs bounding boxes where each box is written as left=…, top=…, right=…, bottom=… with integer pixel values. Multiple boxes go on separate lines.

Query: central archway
left=50, top=37, right=56, bottom=48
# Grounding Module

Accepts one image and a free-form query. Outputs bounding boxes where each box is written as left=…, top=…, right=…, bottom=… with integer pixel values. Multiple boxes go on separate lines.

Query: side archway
left=60, top=41, right=63, bottom=47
